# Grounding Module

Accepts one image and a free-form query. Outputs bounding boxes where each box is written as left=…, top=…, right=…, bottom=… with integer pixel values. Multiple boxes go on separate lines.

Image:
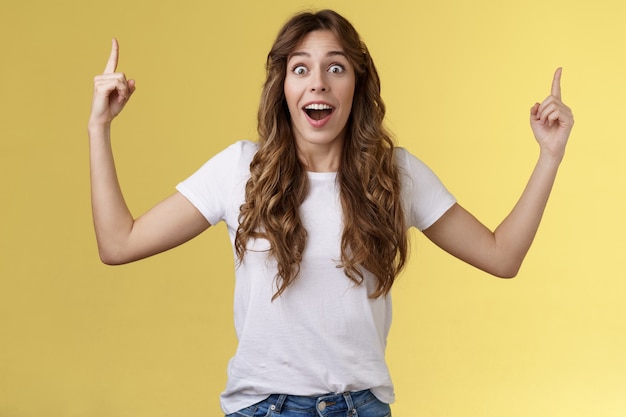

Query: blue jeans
left=225, top=389, right=391, bottom=417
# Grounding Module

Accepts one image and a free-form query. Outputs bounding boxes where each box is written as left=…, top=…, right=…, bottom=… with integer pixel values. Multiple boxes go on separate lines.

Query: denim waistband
left=226, top=389, right=392, bottom=417
left=268, top=389, right=374, bottom=414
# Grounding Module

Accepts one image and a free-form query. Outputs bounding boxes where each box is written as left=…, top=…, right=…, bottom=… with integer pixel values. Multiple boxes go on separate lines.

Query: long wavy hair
left=235, top=9, right=407, bottom=300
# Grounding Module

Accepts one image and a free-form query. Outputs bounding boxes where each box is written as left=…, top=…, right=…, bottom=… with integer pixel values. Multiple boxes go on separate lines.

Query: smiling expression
left=284, top=30, right=356, bottom=165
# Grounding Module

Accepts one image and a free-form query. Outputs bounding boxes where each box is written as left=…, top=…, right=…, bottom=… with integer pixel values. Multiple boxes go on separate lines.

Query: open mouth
left=304, top=103, right=334, bottom=121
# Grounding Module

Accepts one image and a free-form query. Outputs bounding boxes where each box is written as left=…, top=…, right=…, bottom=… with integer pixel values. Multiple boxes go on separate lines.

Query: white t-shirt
left=176, top=140, right=456, bottom=414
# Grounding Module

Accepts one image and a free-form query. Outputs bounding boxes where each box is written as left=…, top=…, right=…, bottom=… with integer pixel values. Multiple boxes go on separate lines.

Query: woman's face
left=284, top=30, right=356, bottom=161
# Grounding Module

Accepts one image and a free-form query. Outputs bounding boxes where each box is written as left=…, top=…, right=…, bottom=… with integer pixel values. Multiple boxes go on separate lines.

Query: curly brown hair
left=235, top=9, right=407, bottom=300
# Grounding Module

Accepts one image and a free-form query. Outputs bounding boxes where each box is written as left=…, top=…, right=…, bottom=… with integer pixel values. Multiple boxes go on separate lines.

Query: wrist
left=88, top=120, right=112, bottom=137
left=538, top=147, right=564, bottom=168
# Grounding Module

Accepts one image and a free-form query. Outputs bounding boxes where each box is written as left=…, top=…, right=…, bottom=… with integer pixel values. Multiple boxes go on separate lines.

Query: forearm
left=492, top=150, right=562, bottom=275
left=88, top=122, right=135, bottom=263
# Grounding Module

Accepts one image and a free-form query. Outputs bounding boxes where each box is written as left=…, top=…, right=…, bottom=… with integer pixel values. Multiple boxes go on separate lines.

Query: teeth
left=304, top=103, right=332, bottom=110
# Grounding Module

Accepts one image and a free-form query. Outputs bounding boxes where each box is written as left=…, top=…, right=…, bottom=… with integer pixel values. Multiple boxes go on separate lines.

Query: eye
left=292, top=65, right=308, bottom=75
left=328, top=64, right=345, bottom=74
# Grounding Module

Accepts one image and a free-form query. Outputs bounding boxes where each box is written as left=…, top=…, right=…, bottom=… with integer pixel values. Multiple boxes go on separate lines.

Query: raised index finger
left=551, top=67, right=562, bottom=99
left=103, top=38, right=119, bottom=74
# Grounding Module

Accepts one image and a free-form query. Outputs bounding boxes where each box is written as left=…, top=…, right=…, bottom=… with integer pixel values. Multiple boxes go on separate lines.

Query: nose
left=310, top=70, right=328, bottom=92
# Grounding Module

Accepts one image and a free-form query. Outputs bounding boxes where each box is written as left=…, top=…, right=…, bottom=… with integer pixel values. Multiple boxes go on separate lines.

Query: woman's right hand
left=89, top=38, right=136, bottom=127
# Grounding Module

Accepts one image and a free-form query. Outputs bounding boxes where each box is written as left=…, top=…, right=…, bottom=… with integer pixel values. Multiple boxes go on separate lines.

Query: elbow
left=490, top=261, right=522, bottom=279
left=97, top=239, right=149, bottom=265
left=97, top=245, right=130, bottom=266
left=479, top=248, right=527, bottom=279
left=98, top=251, right=124, bottom=266
left=494, top=269, right=519, bottom=279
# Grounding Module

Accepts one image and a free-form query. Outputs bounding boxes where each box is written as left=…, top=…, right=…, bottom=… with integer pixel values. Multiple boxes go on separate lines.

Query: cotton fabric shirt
left=176, top=140, right=456, bottom=414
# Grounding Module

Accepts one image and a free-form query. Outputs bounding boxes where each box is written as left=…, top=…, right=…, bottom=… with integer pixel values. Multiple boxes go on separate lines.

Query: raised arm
left=88, top=39, right=210, bottom=265
left=423, top=68, right=574, bottom=277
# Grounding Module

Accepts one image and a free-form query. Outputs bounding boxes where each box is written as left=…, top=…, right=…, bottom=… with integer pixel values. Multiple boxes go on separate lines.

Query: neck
left=295, top=141, right=342, bottom=172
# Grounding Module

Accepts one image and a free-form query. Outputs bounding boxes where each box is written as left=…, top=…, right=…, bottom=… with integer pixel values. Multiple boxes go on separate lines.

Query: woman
left=88, top=9, right=573, bottom=417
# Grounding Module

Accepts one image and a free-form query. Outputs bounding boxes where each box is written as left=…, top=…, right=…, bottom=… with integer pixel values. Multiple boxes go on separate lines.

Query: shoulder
left=178, top=140, right=258, bottom=186
left=232, top=139, right=259, bottom=155
left=199, top=140, right=258, bottom=172
left=221, top=140, right=258, bottom=163
left=393, top=146, right=432, bottom=176
left=393, top=146, right=456, bottom=230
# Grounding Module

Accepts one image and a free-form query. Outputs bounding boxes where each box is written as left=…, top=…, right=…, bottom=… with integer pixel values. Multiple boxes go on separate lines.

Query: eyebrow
left=288, top=50, right=348, bottom=60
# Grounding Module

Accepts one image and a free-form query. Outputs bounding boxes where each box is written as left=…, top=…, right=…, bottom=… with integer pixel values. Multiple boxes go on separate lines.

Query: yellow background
left=1, top=0, right=625, bottom=416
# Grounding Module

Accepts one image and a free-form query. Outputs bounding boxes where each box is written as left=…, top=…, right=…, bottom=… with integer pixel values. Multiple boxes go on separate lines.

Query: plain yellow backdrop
left=1, top=0, right=625, bottom=416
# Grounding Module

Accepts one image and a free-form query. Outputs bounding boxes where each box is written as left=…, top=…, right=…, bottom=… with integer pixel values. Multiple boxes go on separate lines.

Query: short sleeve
left=396, top=147, right=456, bottom=231
left=176, top=141, right=256, bottom=226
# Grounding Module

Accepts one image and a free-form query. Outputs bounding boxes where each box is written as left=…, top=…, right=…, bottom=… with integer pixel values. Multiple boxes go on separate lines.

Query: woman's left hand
left=530, top=68, right=574, bottom=162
